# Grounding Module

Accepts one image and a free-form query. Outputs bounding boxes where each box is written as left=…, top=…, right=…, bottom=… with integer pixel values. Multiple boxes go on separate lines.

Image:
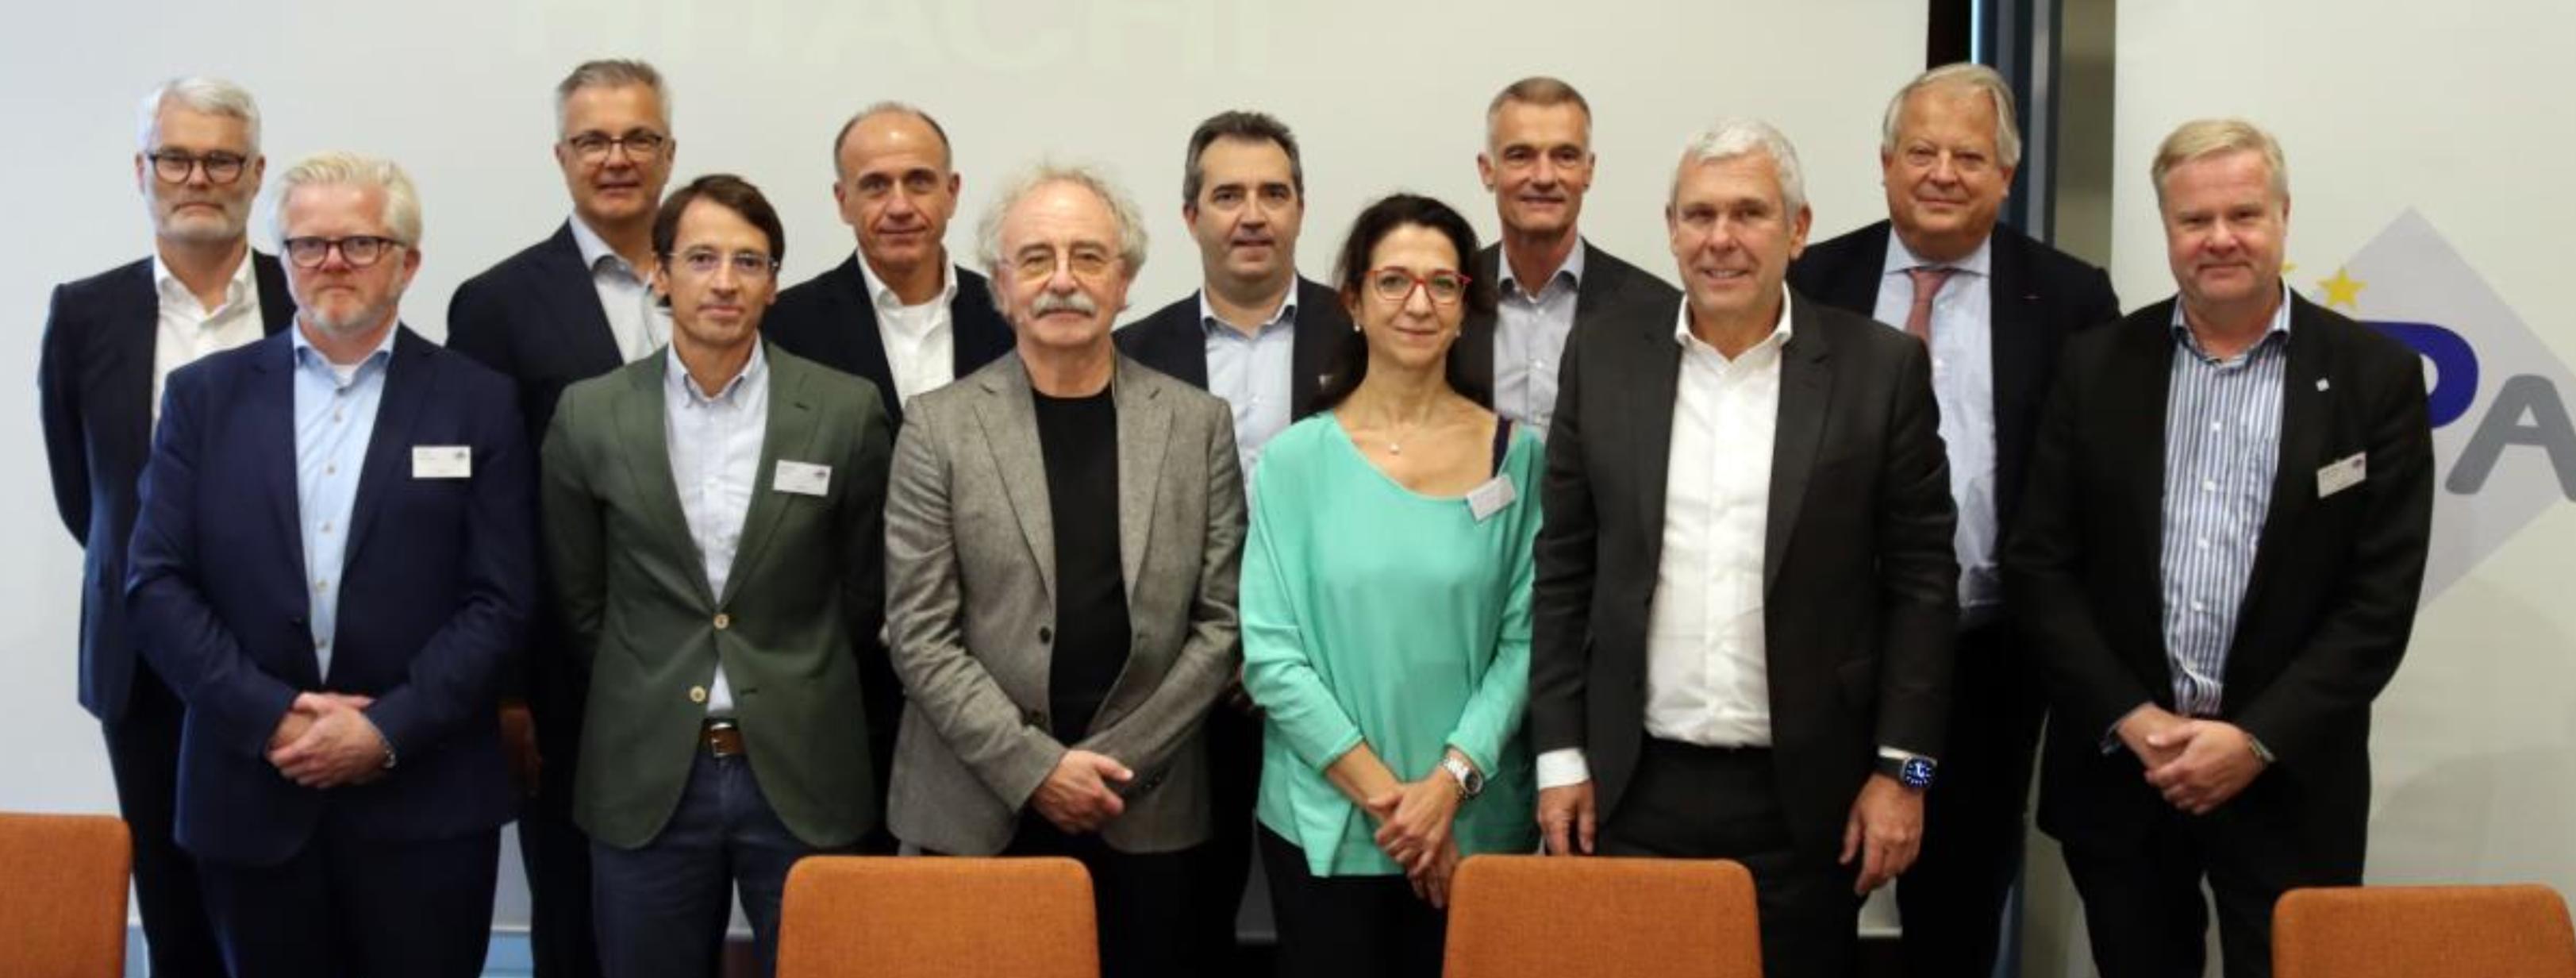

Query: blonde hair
left=2151, top=118, right=2287, bottom=204
left=1882, top=63, right=2020, bottom=169
left=272, top=152, right=423, bottom=246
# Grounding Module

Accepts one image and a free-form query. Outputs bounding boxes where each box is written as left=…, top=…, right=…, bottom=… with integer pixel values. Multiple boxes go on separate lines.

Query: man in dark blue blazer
left=38, top=76, right=294, bottom=978
left=128, top=152, right=533, bottom=978
left=446, top=60, right=675, bottom=976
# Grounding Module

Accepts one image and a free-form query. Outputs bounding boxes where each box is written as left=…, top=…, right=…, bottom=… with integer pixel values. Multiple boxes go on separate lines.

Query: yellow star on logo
left=2318, top=268, right=2366, bottom=310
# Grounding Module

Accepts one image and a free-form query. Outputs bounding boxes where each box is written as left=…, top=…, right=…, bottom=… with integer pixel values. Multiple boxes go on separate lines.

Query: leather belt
left=702, top=719, right=745, bottom=758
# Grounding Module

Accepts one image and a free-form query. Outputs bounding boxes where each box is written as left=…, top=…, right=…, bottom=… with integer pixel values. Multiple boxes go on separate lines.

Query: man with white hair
left=883, top=164, right=1244, bottom=978
left=38, top=75, right=297, bottom=977
left=1529, top=119, right=1958, bottom=978
left=2008, top=118, right=2432, bottom=978
left=127, top=152, right=535, bottom=978
left=1787, top=62, right=2121, bottom=976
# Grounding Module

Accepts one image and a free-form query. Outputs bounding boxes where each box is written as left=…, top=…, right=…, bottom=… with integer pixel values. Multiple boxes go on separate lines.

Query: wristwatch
left=1440, top=754, right=1485, bottom=800
left=1875, top=753, right=1936, bottom=791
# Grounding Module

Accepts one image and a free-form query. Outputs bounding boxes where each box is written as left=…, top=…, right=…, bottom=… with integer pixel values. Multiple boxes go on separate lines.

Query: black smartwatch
left=1875, top=753, right=1937, bottom=791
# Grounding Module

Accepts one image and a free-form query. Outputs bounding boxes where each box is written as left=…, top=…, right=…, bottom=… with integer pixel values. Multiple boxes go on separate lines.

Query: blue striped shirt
left=2158, top=287, right=2292, bottom=718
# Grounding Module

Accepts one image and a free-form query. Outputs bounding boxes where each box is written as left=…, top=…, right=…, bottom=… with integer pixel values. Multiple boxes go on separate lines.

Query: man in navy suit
left=1787, top=63, right=2120, bottom=978
left=128, top=152, right=534, bottom=978
left=448, top=59, right=675, bottom=975
left=39, top=75, right=294, bottom=978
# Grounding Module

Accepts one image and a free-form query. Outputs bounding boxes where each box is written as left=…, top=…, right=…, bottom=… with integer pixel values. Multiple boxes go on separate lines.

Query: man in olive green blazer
left=539, top=175, right=893, bottom=978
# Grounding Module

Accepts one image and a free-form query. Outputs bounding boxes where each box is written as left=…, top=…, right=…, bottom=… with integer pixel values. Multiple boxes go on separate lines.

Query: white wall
left=0, top=0, right=1922, bottom=929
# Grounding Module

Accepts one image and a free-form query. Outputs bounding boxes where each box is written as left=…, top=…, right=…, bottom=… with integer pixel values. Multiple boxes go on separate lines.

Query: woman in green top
left=1241, top=193, right=1541, bottom=978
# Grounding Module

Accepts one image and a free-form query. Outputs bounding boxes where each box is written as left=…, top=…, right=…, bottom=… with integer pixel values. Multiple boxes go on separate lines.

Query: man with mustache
left=1112, top=109, right=1350, bottom=972
left=884, top=164, right=1243, bottom=978
left=447, top=59, right=678, bottom=977
left=127, top=152, right=535, bottom=978
left=1786, top=63, right=2120, bottom=977
left=540, top=174, right=894, bottom=978
left=766, top=103, right=1013, bottom=852
left=40, top=75, right=295, bottom=978
left=2007, top=119, right=2433, bottom=978
left=1458, top=76, right=1678, bottom=441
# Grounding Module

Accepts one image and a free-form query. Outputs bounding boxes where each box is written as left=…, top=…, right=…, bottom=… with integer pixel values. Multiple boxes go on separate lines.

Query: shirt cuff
left=2103, top=701, right=2156, bottom=756
left=1536, top=748, right=1590, bottom=790
left=1877, top=745, right=1937, bottom=767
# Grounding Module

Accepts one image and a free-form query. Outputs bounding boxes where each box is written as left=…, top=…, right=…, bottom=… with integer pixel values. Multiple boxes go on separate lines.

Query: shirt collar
left=666, top=340, right=768, bottom=405
left=2169, top=279, right=2294, bottom=361
left=567, top=214, right=641, bottom=277
left=856, top=252, right=959, bottom=310
left=1196, top=285, right=1301, bottom=337
left=1500, top=237, right=1588, bottom=298
left=1671, top=287, right=1796, bottom=360
left=1880, top=229, right=1994, bottom=279
left=289, top=318, right=399, bottom=380
left=151, top=247, right=257, bottom=309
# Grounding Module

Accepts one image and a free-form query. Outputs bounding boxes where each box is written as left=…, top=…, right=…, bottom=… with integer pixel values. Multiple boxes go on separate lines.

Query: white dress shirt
left=151, top=252, right=266, bottom=422
left=855, top=254, right=959, bottom=410
left=568, top=215, right=668, bottom=364
left=1536, top=291, right=1794, bottom=790
left=1871, top=233, right=2001, bottom=627
left=664, top=342, right=770, bottom=716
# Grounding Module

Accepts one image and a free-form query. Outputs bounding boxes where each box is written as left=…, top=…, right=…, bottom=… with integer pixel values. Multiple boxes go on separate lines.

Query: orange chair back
left=777, top=856, right=1098, bottom=978
left=2275, top=884, right=2576, bottom=978
left=0, top=812, right=131, bottom=978
left=1444, top=854, right=1763, bottom=978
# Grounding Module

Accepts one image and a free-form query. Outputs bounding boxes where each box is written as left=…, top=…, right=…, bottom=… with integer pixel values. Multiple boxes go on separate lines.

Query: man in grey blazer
left=884, top=162, right=1244, bottom=978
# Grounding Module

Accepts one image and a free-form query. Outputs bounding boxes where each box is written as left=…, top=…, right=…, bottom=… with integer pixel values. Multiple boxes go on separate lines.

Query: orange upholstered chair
left=2274, top=884, right=2576, bottom=978
left=0, top=812, right=132, bottom=978
left=1444, top=854, right=1764, bottom=978
left=775, top=855, right=1098, bottom=978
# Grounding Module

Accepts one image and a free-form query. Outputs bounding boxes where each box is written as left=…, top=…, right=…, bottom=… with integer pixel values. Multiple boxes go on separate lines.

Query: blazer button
left=713, top=613, right=732, bottom=630
left=1038, top=626, right=1053, bottom=644
left=689, top=685, right=709, bottom=704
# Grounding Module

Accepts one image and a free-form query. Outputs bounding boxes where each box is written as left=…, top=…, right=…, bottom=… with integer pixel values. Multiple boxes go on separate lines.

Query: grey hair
left=1484, top=75, right=1593, bottom=144
left=136, top=76, right=261, bottom=153
left=271, top=152, right=424, bottom=247
left=553, top=59, right=670, bottom=131
left=1880, top=62, right=2022, bottom=170
left=832, top=101, right=955, bottom=179
left=975, top=162, right=1149, bottom=279
left=1673, top=118, right=1808, bottom=216
left=2151, top=117, right=2289, bottom=206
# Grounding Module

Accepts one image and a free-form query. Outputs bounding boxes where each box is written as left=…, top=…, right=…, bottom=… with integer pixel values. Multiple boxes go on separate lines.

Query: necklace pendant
left=1387, top=441, right=1402, bottom=456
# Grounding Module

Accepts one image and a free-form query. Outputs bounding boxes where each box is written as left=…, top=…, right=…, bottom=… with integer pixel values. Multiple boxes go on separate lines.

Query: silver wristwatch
left=1440, top=754, right=1485, bottom=800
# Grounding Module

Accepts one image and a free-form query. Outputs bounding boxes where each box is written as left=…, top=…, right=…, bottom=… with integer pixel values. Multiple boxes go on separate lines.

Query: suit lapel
left=2115, top=306, right=2181, bottom=550
left=251, top=252, right=298, bottom=334
left=1632, top=301, right=1684, bottom=575
left=833, top=259, right=902, bottom=413
left=720, top=348, right=821, bottom=606
left=2232, top=297, right=2335, bottom=637
left=109, top=261, right=160, bottom=476
left=1289, top=278, right=1344, bottom=419
left=1825, top=225, right=1893, bottom=314
left=1113, top=359, right=1171, bottom=603
left=1763, top=300, right=1833, bottom=593
left=613, top=356, right=713, bottom=605
left=540, top=224, right=627, bottom=373
left=249, top=333, right=302, bottom=559
left=1455, top=246, right=1501, bottom=398
left=975, top=360, right=1057, bottom=599
left=342, top=329, right=432, bottom=568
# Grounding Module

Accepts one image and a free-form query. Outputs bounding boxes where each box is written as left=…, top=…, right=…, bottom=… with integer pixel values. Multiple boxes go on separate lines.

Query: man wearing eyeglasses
left=540, top=174, right=894, bottom=978
left=38, top=75, right=296, bottom=978
left=447, top=58, right=678, bottom=978
left=128, top=151, right=535, bottom=978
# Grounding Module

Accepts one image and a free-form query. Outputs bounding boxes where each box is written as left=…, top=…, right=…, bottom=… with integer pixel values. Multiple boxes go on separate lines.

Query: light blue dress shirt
left=1201, top=288, right=1301, bottom=480
left=1493, top=238, right=1586, bottom=441
left=1872, top=233, right=2001, bottom=626
left=2159, top=285, right=2290, bottom=718
left=291, top=325, right=398, bottom=680
left=664, top=341, right=770, bottom=716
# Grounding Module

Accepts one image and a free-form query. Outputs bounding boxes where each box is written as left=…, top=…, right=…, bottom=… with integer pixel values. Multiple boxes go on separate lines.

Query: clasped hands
left=1365, top=760, right=1467, bottom=909
left=2119, top=704, right=2269, bottom=815
left=267, top=692, right=392, bottom=789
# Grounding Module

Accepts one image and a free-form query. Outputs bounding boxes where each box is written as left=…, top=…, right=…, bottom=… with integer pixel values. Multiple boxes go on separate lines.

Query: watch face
left=1901, top=757, right=1936, bottom=790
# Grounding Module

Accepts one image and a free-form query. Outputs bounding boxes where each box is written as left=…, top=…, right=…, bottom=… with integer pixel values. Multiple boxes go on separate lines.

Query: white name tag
left=774, top=460, right=832, bottom=497
left=411, top=445, right=471, bottom=479
left=2317, top=452, right=2367, bottom=499
left=1466, top=475, right=1517, bottom=522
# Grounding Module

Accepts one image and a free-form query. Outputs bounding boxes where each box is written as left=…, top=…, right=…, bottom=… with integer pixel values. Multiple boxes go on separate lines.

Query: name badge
left=1466, top=475, right=1517, bottom=522
left=411, top=445, right=471, bottom=479
left=2316, top=452, right=2366, bottom=499
left=774, top=460, right=832, bottom=497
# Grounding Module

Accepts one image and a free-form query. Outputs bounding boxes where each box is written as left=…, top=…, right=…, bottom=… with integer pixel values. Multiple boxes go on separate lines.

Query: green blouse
left=1241, top=413, right=1543, bottom=876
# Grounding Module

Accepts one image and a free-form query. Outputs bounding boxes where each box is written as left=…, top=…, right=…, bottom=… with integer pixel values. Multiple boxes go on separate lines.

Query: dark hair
left=1314, top=194, right=1495, bottom=411
left=652, top=173, right=785, bottom=265
left=1182, top=110, right=1304, bottom=206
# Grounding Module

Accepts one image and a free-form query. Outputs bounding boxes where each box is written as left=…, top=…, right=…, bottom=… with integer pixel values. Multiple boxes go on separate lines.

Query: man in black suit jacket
left=1111, top=110, right=1348, bottom=974
left=2007, top=120, right=2432, bottom=978
left=37, top=76, right=292, bottom=978
left=446, top=58, right=679, bottom=978
left=1457, top=76, right=1679, bottom=435
left=1532, top=120, right=1958, bottom=978
left=763, top=102, right=1011, bottom=853
left=1786, top=64, right=2119, bottom=978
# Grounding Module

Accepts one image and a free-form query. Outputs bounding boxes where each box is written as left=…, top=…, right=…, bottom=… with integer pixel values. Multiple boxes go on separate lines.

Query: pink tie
left=1904, top=266, right=1955, bottom=341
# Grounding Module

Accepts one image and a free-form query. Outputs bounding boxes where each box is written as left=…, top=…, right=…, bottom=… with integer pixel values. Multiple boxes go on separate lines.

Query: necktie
left=1904, top=266, right=1956, bottom=341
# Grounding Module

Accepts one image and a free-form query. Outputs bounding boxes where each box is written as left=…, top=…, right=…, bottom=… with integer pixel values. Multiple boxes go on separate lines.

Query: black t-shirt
left=1032, top=387, right=1131, bottom=744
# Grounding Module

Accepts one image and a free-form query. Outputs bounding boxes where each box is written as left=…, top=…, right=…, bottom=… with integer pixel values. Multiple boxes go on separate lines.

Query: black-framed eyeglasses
left=282, top=236, right=406, bottom=269
left=147, top=150, right=248, bottom=185
left=565, top=131, right=668, bottom=164
left=1367, top=268, right=1471, bottom=306
left=668, top=248, right=779, bottom=280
